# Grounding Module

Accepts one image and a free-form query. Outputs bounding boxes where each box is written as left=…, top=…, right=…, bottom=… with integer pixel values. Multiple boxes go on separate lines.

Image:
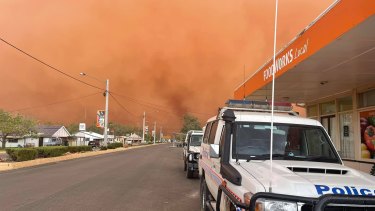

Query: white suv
left=199, top=100, right=375, bottom=211
left=183, top=130, right=203, bottom=178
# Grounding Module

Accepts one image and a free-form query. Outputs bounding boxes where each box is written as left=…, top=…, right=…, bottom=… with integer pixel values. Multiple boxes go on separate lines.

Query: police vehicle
left=199, top=100, right=375, bottom=211
left=183, top=130, right=203, bottom=178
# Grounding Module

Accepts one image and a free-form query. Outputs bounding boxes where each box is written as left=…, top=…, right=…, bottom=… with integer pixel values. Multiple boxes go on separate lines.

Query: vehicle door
left=183, top=132, right=191, bottom=160
left=203, top=120, right=224, bottom=199
left=199, top=124, right=211, bottom=176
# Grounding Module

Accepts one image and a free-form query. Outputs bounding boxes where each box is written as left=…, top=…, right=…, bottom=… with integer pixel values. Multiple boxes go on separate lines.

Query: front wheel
left=200, top=177, right=209, bottom=211
left=186, top=166, right=193, bottom=178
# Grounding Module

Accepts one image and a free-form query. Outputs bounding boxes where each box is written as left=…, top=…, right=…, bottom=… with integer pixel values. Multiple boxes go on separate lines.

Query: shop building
left=234, top=0, right=375, bottom=173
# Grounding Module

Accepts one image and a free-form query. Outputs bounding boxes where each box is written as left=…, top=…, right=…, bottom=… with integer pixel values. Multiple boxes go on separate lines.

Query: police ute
left=199, top=100, right=375, bottom=211
left=183, top=130, right=203, bottom=178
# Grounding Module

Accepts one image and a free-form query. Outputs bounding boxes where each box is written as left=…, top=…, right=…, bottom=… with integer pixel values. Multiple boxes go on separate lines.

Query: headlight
left=256, top=199, right=297, bottom=211
left=194, top=153, right=200, bottom=159
left=188, top=154, right=193, bottom=161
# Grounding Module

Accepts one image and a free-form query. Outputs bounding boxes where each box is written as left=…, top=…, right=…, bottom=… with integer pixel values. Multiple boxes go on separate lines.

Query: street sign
left=79, top=123, right=86, bottom=131
left=96, top=110, right=105, bottom=128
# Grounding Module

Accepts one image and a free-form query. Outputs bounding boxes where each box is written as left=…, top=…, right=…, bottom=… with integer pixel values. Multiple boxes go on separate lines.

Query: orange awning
left=234, top=0, right=375, bottom=103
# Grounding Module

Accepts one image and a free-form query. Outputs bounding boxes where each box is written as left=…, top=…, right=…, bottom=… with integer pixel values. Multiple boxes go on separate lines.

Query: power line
left=10, top=92, right=101, bottom=112
left=0, top=37, right=104, bottom=91
left=109, top=93, right=134, bottom=116
left=110, top=92, right=213, bottom=117
left=0, top=37, right=212, bottom=118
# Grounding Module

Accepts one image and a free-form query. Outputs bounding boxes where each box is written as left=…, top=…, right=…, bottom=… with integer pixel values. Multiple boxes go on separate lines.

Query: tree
left=66, top=123, right=79, bottom=134
left=86, top=123, right=103, bottom=134
left=0, top=109, right=36, bottom=148
left=180, top=114, right=201, bottom=134
left=109, top=122, right=140, bottom=136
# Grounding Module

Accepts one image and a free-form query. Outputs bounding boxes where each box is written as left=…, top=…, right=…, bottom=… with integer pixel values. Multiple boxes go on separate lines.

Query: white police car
left=183, top=130, right=203, bottom=178
left=199, top=100, right=375, bottom=211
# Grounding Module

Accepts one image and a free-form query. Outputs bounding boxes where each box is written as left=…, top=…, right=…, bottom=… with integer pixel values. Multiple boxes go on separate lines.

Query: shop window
left=307, top=105, right=318, bottom=117
left=359, top=110, right=375, bottom=160
left=339, top=113, right=354, bottom=159
left=338, top=96, right=353, bottom=112
left=359, top=89, right=375, bottom=108
left=320, top=101, right=335, bottom=115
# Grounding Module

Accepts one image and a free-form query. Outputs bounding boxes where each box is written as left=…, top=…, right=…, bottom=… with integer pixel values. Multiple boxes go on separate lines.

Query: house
left=72, top=131, right=103, bottom=146
left=36, top=125, right=71, bottom=146
left=123, top=133, right=142, bottom=145
left=4, top=125, right=71, bottom=147
left=4, top=135, right=37, bottom=148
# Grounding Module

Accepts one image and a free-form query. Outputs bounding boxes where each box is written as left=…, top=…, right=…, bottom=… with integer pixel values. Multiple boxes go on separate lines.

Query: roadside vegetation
left=0, top=109, right=36, bottom=149
left=4, top=143, right=129, bottom=162
left=6, top=146, right=93, bottom=162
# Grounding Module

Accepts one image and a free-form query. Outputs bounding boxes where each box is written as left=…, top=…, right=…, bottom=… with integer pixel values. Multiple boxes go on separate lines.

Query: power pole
left=104, top=79, right=109, bottom=146
left=142, top=111, right=146, bottom=143
left=153, top=121, right=156, bottom=144
left=159, top=126, right=162, bottom=142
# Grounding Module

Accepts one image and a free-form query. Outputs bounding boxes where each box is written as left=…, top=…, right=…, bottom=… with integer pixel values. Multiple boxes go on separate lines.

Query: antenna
left=243, top=65, right=246, bottom=100
left=269, top=0, right=279, bottom=193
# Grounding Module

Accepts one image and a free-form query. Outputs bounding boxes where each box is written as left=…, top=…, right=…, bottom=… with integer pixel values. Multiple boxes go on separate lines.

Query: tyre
left=186, top=166, right=194, bottom=178
left=200, top=177, right=209, bottom=211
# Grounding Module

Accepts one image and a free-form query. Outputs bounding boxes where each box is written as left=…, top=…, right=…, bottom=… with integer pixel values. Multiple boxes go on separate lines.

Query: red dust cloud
left=0, top=0, right=334, bottom=134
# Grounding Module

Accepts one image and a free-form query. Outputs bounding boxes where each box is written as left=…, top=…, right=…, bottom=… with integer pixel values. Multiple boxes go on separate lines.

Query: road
left=0, top=144, right=200, bottom=211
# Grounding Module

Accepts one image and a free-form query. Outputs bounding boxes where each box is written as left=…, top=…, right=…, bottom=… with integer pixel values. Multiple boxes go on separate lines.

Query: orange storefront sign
left=234, top=0, right=375, bottom=99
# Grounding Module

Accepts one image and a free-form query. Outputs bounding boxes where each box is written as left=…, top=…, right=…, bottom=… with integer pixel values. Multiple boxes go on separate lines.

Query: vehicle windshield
left=190, top=135, right=203, bottom=146
left=233, top=122, right=340, bottom=163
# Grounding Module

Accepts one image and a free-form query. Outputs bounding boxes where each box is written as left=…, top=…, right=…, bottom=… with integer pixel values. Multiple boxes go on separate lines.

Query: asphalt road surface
left=0, top=144, right=200, bottom=211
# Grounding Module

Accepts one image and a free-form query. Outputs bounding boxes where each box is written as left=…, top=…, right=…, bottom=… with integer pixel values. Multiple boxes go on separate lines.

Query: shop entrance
left=321, top=115, right=335, bottom=136
left=321, top=115, right=337, bottom=144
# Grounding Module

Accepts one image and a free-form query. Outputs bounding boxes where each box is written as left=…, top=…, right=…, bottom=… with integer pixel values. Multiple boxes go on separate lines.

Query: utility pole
left=142, top=111, right=146, bottom=143
left=104, top=79, right=109, bottom=146
left=159, top=126, right=162, bottom=142
left=153, top=121, right=156, bottom=144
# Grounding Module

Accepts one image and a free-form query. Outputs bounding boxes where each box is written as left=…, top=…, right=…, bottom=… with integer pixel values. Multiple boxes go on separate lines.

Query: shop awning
left=234, top=0, right=375, bottom=103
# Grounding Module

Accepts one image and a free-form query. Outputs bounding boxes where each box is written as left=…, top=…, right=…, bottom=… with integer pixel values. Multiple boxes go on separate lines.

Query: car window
left=208, top=121, right=218, bottom=144
left=190, top=135, right=203, bottom=146
left=203, top=122, right=212, bottom=144
left=232, top=122, right=340, bottom=163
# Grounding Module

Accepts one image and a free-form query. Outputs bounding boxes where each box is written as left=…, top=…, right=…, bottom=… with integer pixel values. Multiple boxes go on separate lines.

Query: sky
left=0, top=0, right=335, bottom=135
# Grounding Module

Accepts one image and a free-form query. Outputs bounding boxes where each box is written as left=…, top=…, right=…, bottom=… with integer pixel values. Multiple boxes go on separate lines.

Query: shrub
left=100, top=146, right=107, bottom=150
left=107, top=143, right=123, bottom=149
left=6, top=148, right=37, bottom=162
left=36, top=146, right=68, bottom=158
left=67, top=146, right=92, bottom=153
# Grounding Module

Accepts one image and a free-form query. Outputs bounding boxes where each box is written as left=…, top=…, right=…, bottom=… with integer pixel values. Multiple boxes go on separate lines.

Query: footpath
left=0, top=144, right=157, bottom=172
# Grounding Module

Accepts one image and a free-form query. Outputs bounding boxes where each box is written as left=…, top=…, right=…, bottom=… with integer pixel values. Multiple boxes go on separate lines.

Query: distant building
left=4, top=125, right=71, bottom=147
left=72, top=131, right=103, bottom=146
left=116, top=133, right=142, bottom=145
left=37, top=125, right=71, bottom=146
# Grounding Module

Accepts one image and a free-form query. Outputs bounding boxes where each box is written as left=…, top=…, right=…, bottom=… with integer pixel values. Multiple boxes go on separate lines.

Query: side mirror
left=209, top=144, right=220, bottom=158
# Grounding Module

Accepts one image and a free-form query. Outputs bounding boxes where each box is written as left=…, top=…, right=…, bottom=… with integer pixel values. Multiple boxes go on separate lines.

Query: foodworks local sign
left=263, top=39, right=309, bottom=81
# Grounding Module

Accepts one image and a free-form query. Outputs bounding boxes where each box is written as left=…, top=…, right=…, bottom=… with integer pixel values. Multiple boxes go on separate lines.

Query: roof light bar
left=225, top=99, right=293, bottom=111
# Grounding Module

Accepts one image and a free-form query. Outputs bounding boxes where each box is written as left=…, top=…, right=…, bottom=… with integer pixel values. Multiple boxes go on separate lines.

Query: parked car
left=88, top=140, right=100, bottom=148
left=199, top=99, right=375, bottom=210
left=183, top=130, right=203, bottom=178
